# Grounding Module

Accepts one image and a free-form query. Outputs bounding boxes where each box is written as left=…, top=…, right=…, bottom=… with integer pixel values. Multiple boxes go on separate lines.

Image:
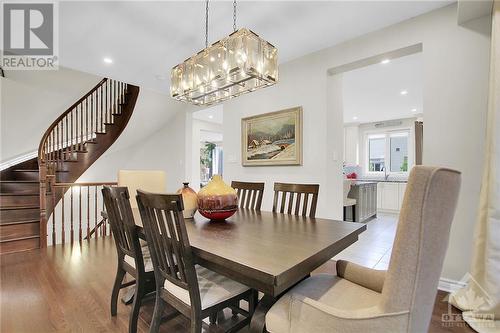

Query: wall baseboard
left=438, top=278, right=467, bottom=293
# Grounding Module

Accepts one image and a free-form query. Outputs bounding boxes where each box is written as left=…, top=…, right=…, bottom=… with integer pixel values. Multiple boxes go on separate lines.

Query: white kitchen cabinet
left=398, top=183, right=407, bottom=206
left=377, top=183, right=384, bottom=209
left=377, top=182, right=407, bottom=212
left=383, top=183, right=399, bottom=210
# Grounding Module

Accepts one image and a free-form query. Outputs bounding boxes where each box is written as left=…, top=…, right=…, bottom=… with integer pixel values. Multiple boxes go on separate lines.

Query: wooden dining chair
left=231, top=181, right=265, bottom=211
left=102, top=186, right=155, bottom=333
left=136, top=190, right=257, bottom=333
left=272, top=182, right=320, bottom=218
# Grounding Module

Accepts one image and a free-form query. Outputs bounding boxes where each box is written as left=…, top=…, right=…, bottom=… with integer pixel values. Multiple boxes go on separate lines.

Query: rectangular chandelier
left=170, top=28, right=278, bottom=106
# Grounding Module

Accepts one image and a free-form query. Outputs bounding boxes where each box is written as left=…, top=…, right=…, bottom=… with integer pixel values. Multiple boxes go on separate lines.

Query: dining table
left=125, top=207, right=366, bottom=333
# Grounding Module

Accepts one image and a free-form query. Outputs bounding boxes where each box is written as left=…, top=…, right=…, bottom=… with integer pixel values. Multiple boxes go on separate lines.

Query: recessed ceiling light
left=411, top=108, right=417, bottom=112
left=352, top=116, right=358, bottom=120
left=208, top=115, right=214, bottom=119
left=155, top=74, right=167, bottom=81
left=381, top=59, right=390, bottom=64
left=103, top=57, right=113, bottom=64
left=400, top=90, right=408, bottom=95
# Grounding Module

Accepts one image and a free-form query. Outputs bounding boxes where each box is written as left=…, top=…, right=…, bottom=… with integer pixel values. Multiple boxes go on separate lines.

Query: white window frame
left=364, top=128, right=412, bottom=177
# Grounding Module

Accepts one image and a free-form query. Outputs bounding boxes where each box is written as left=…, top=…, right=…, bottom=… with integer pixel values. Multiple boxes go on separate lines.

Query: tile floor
left=333, top=212, right=398, bottom=270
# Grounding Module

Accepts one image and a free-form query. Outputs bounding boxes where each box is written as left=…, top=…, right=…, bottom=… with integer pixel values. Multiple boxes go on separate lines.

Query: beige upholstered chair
left=117, top=170, right=166, bottom=208
left=266, top=166, right=461, bottom=333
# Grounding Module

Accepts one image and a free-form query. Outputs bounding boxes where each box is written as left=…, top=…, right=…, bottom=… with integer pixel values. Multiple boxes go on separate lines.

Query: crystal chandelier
left=170, top=0, right=278, bottom=106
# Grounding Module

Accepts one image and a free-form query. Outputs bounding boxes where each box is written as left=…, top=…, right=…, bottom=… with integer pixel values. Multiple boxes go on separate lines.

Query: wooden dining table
left=127, top=208, right=366, bottom=333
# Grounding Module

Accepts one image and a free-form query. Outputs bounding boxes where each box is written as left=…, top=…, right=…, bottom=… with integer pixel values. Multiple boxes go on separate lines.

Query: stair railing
left=48, top=182, right=117, bottom=246
left=38, top=78, right=128, bottom=247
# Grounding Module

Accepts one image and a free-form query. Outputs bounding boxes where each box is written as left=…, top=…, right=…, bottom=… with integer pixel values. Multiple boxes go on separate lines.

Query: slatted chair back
left=272, top=183, right=320, bottom=218
left=102, top=186, right=142, bottom=261
left=231, top=181, right=265, bottom=211
left=136, top=190, right=202, bottom=310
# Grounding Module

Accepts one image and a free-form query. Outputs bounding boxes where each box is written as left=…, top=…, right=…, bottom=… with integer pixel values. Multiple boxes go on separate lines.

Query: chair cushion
left=266, top=274, right=381, bottom=333
left=343, top=198, right=356, bottom=207
left=124, top=246, right=154, bottom=272
left=164, top=265, right=249, bottom=310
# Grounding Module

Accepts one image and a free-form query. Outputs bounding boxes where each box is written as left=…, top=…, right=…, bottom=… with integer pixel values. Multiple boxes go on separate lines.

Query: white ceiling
left=193, top=105, right=224, bottom=124
left=342, top=52, right=423, bottom=124
left=59, top=1, right=451, bottom=94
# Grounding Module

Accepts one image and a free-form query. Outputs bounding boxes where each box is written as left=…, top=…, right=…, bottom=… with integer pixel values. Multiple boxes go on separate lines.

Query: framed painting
left=241, top=106, right=303, bottom=166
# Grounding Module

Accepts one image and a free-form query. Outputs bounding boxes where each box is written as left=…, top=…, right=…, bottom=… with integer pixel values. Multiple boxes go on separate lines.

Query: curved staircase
left=0, top=78, right=139, bottom=254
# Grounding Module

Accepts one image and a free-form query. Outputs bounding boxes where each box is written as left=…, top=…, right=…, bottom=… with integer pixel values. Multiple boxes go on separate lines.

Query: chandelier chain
left=233, top=0, right=237, bottom=32
left=205, top=0, right=209, bottom=47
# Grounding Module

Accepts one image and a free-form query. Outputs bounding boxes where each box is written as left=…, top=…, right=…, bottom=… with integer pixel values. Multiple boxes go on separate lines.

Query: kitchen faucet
left=382, top=166, right=389, bottom=180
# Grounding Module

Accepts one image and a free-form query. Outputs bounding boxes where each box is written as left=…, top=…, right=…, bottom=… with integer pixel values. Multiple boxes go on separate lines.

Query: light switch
left=228, top=155, right=238, bottom=163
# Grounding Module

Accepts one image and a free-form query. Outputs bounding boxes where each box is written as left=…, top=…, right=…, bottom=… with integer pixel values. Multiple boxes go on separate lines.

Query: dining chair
left=231, top=181, right=265, bottom=211
left=102, top=186, right=155, bottom=333
left=265, top=166, right=461, bottom=333
left=272, top=182, right=320, bottom=218
left=118, top=170, right=166, bottom=208
left=136, top=190, right=258, bottom=333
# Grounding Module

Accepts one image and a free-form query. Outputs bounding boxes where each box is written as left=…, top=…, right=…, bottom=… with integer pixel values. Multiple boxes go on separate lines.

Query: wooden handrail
left=53, top=182, right=118, bottom=187
left=37, top=78, right=108, bottom=163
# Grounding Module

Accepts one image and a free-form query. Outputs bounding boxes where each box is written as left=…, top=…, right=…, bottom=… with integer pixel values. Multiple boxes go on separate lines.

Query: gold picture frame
left=241, top=106, right=303, bottom=166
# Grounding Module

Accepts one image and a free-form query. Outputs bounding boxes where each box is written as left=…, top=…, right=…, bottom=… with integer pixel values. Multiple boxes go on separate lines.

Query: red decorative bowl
left=198, top=208, right=237, bottom=221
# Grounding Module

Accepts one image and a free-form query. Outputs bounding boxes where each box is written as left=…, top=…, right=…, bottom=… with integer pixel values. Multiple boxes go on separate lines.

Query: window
left=366, top=130, right=411, bottom=175
left=390, top=133, right=409, bottom=172
left=368, top=135, right=385, bottom=172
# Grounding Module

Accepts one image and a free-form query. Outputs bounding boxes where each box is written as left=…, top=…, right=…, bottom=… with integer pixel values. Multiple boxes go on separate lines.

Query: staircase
left=0, top=78, right=139, bottom=254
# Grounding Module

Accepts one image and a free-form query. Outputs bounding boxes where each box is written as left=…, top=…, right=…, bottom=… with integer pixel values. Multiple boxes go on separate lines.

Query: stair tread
left=13, top=169, right=39, bottom=172
left=0, top=219, right=39, bottom=226
left=0, top=180, right=38, bottom=183
left=0, top=235, right=40, bottom=243
left=0, top=193, right=38, bottom=196
left=0, top=205, right=39, bottom=210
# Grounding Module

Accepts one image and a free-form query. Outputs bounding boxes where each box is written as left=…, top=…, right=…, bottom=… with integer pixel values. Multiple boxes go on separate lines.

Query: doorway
left=191, top=106, right=223, bottom=189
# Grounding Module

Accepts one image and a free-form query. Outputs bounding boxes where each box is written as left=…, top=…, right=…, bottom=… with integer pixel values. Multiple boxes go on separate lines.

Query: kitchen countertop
left=354, top=178, right=408, bottom=183
left=350, top=181, right=377, bottom=185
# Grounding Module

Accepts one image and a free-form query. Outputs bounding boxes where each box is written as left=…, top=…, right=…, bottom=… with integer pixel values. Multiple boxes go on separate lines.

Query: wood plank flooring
left=1, top=236, right=474, bottom=333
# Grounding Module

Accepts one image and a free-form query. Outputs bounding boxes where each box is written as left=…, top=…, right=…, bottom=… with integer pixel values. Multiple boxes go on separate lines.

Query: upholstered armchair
left=266, top=166, right=461, bottom=333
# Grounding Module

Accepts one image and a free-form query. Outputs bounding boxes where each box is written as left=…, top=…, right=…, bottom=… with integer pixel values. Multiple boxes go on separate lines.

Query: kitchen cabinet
left=398, top=183, right=407, bottom=206
left=377, top=181, right=408, bottom=212
left=346, top=182, right=377, bottom=222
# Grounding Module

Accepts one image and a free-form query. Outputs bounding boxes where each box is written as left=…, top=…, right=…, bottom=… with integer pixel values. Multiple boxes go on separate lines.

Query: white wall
left=344, top=124, right=359, bottom=166
left=79, top=104, right=189, bottom=193
left=0, top=68, right=101, bottom=161
left=223, top=4, right=491, bottom=281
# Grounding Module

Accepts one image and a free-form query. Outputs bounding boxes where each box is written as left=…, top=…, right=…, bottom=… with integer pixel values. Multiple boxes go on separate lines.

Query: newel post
left=39, top=162, right=47, bottom=248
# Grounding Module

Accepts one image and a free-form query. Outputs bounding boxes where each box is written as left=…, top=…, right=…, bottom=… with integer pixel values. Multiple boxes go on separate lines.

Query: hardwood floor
left=1, top=236, right=474, bottom=332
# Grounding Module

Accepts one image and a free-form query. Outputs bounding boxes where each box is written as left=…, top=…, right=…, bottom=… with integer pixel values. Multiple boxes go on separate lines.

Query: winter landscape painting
left=241, top=107, right=303, bottom=166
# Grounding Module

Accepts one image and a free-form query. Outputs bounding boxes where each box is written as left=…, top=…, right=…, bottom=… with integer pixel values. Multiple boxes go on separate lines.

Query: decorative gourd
left=197, top=175, right=238, bottom=221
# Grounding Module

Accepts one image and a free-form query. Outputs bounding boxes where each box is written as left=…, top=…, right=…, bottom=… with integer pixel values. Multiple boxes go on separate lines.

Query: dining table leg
left=249, top=294, right=277, bottom=333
